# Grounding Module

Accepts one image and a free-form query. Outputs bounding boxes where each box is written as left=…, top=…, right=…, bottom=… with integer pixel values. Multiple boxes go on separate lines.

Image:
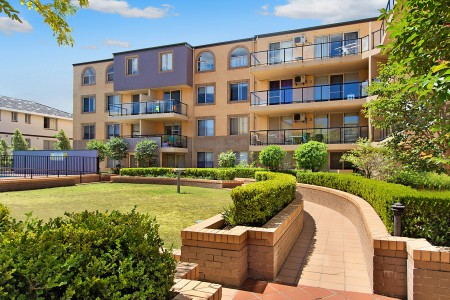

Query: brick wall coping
left=297, top=183, right=449, bottom=263
left=112, top=176, right=243, bottom=189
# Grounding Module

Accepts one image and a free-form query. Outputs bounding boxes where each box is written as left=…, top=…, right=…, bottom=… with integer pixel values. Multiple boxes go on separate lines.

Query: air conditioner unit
left=294, top=113, right=306, bottom=122
left=294, top=75, right=307, bottom=85
left=293, top=34, right=306, bottom=45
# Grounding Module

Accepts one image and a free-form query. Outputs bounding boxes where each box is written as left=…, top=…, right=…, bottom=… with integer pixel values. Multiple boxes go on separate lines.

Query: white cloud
left=0, top=17, right=33, bottom=35
left=274, top=0, right=386, bottom=23
left=81, top=45, right=98, bottom=50
left=82, top=0, right=174, bottom=18
left=104, top=39, right=130, bottom=48
left=259, top=4, right=270, bottom=16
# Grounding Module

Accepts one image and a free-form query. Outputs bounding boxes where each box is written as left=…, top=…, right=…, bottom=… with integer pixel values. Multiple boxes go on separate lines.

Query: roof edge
left=72, top=58, right=113, bottom=67
left=113, top=42, right=193, bottom=55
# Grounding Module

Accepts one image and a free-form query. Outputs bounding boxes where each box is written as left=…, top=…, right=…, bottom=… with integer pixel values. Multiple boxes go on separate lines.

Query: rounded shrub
left=218, top=150, right=236, bottom=168
left=294, top=141, right=328, bottom=172
left=259, top=145, right=286, bottom=171
left=0, top=209, right=176, bottom=299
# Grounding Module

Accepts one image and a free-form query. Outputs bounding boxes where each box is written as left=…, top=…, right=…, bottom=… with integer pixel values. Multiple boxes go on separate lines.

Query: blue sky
left=0, top=0, right=385, bottom=113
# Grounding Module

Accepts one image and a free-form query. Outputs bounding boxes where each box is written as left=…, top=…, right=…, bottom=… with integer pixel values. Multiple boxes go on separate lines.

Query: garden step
left=173, top=249, right=182, bottom=261
left=176, top=262, right=199, bottom=280
left=172, top=279, right=222, bottom=300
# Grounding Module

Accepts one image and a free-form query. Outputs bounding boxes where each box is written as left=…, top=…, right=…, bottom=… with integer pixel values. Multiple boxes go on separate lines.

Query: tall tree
left=106, top=137, right=128, bottom=171
left=365, top=0, right=450, bottom=171
left=0, top=0, right=89, bottom=46
left=11, top=129, right=28, bottom=151
left=86, top=140, right=107, bottom=163
left=54, top=129, right=72, bottom=150
left=134, top=140, right=159, bottom=168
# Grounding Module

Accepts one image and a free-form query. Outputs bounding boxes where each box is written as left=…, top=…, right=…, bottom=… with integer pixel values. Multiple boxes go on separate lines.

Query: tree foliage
left=0, top=138, right=9, bottom=156
left=86, top=140, right=107, bottom=162
left=11, top=129, right=28, bottom=151
left=0, top=0, right=89, bottom=46
left=53, top=129, right=72, bottom=150
left=106, top=137, right=128, bottom=169
left=134, top=140, right=159, bottom=168
left=294, top=141, right=328, bottom=172
left=218, top=150, right=236, bottom=168
left=365, top=0, right=450, bottom=171
left=259, top=145, right=286, bottom=171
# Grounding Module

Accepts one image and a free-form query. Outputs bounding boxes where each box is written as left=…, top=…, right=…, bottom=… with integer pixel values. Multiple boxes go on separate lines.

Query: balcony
left=109, top=100, right=188, bottom=122
left=250, top=37, right=370, bottom=80
left=250, top=126, right=369, bottom=150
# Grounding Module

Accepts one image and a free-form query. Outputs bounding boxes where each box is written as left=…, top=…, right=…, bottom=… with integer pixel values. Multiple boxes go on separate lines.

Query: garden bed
left=112, top=176, right=243, bottom=189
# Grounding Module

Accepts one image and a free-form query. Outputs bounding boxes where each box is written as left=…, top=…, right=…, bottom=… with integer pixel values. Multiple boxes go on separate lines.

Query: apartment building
left=0, top=96, right=73, bottom=150
left=73, top=17, right=388, bottom=170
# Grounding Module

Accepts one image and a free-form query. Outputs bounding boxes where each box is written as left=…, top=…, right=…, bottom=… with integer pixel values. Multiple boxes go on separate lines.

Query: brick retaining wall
left=112, top=176, right=243, bottom=189
left=0, top=174, right=103, bottom=192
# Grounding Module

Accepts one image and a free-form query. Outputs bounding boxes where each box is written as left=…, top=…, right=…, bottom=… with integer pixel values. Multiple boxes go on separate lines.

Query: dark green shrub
left=0, top=204, right=10, bottom=231
left=0, top=209, right=176, bottom=299
left=388, top=171, right=450, bottom=190
left=120, top=168, right=236, bottom=180
left=294, top=141, right=328, bottom=172
left=296, top=172, right=450, bottom=246
left=225, top=172, right=296, bottom=226
left=233, top=167, right=265, bottom=178
left=259, top=145, right=286, bottom=171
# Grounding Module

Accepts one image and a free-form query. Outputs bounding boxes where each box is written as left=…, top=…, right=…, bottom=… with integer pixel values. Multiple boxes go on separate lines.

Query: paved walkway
left=222, top=201, right=398, bottom=299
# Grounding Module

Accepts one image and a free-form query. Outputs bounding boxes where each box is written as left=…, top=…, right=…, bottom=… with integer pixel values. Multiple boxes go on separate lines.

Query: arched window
left=197, top=51, right=215, bottom=71
left=230, top=47, right=248, bottom=68
left=106, top=64, right=114, bottom=82
left=82, top=67, right=96, bottom=85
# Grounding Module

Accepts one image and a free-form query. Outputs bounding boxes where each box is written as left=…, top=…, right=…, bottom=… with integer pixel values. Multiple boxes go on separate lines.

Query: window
left=160, top=52, right=173, bottom=72
left=44, top=117, right=57, bottom=130
left=107, top=124, right=121, bottom=138
left=229, top=82, right=248, bottom=102
left=83, top=125, right=95, bottom=140
left=197, top=152, right=214, bottom=168
left=230, top=116, right=248, bottom=135
left=25, top=139, right=31, bottom=148
left=269, top=41, right=293, bottom=64
left=106, top=64, right=114, bottom=82
left=164, top=90, right=181, bottom=102
left=197, top=51, right=214, bottom=71
left=43, top=140, right=56, bottom=150
left=25, top=114, right=31, bottom=124
left=197, top=119, right=214, bottom=136
left=11, top=112, right=18, bottom=122
left=197, top=86, right=215, bottom=104
left=106, top=94, right=120, bottom=112
left=126, top=57, right=138, bottom=75
left=132, top=124, right=140, bottom=137
left=230, top=47, right=248, bottom=68
left=82, top=67, right=96, bottom=85
left=82, top=96, right=96, bottom=113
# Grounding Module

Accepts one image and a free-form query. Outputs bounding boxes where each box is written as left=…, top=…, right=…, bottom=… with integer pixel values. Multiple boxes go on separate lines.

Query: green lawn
left=0, top=183, right=231, bottom=249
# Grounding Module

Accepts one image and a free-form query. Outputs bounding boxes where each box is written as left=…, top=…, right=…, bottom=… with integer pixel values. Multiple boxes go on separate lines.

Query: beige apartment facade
left=73, top=17, right=388, bottom=170
left=0, top=96, right=73, bottom=151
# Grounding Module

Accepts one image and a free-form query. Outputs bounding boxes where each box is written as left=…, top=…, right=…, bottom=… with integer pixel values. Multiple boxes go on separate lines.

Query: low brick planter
left=0, top=174, right=102, bottom=192
left=180, top=192, right=303, bottom=287
left=112, top=176, right=243, bottom=189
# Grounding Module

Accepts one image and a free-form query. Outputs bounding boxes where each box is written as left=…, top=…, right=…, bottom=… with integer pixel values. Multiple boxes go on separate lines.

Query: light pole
left=391, top=202, right=405, bottom=236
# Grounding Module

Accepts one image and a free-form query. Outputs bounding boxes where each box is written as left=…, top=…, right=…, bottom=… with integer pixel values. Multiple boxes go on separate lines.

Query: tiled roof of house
left=0, top=95, right=72, bottom=119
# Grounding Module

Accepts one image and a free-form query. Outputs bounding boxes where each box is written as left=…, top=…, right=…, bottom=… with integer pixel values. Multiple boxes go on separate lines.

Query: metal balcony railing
left=121, top=134, right=188, bottom=148
left=109, top=100, right=187, bottom=117
left=250, top=36, right=370, bottom=67
left=250, top=126, right=369, bottom=146
left=251, top=82, right=368, bottom=106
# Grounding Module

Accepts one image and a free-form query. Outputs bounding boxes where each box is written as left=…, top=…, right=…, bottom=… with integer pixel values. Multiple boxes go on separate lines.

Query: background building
left=0, top=96, right=73, bottom=150
left=73, top=17, right=388, bottom=170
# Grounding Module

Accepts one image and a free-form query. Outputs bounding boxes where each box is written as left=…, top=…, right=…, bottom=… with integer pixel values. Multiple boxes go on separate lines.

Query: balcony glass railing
left=250, top=126, right=369, bottom=146
left=251, top=36, right=369, bottom=67
left=109, top=100, right=187, bottom=117
left=251, top=82, right=368, bottom=106
left=122, top=134, right=188, bottom=148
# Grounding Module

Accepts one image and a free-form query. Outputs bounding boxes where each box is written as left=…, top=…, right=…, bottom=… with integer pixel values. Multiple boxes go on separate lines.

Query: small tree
left=218, top=150, right=236, bottom=168
left=54, top=129, right=72, bottom=150
left=106, top=137, right=128, bottom=171
left=259, top=145, right=286, bottom=171
left=340, top=138, right=393, bottom=179
left=0, top=138, right=9, bottom=156
left=11, top=129, right=28, bottom=151
left=86, top=140, right=107, bottom=163
left=294, top=141, right=328, bottom=172
left=135, top=140, right=159, bottom=168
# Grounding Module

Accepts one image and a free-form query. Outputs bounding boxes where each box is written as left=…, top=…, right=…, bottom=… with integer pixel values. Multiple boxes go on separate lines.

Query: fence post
left=46, top=156, right=49, bottom=177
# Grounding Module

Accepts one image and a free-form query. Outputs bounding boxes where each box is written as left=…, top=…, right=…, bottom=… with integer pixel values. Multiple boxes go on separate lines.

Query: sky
left=0, top=0, right=386, bottom=114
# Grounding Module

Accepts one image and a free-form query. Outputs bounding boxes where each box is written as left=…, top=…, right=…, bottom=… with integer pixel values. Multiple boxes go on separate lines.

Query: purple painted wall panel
left=113, top=44, right=193, bottom=92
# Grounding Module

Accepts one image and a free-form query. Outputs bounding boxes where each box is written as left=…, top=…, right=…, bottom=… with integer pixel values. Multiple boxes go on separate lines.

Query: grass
left=0, top=183, right=231, bottom=249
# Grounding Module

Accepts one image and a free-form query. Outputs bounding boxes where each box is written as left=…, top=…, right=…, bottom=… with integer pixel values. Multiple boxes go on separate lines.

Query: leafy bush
left=54, top=129, right=72, bottom=150
left=135, top=139, right=159, bottom=167
left=218, top=150, right=236, bottom=168
left=233, top=167, right=265, bottom=178
left=86, top=139, right=107, bottom=162
left=0, top=204, right=10, bottom=231
left=224, top=172, right=297, bottom=226
left=106, top=137, right=128, bottom=171
left=387, top=171, right=450, bottom=191
left=294, top=141, right=328, bottom=172
left=120, top=168, right=237, bottom=180
left=296, top=172, right=450, bottom=246
left=259, top=145, right=286, bottom=171
left=0, top=209, right=176, bottom=299
left=11, top=129, right=28, bottom=151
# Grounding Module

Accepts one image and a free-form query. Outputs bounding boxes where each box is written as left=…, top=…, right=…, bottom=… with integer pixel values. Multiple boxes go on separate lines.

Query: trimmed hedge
left=0, top=209, right=176, bottom=299
left=233, top=167, right=265, bottom=178
left=224, top=172, right=297, bottom=226
left=387, top=171, right=450, bottom=191
left=120, top=167, right=236, bottom=180
left=296, top=172, right=450, bottom=246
